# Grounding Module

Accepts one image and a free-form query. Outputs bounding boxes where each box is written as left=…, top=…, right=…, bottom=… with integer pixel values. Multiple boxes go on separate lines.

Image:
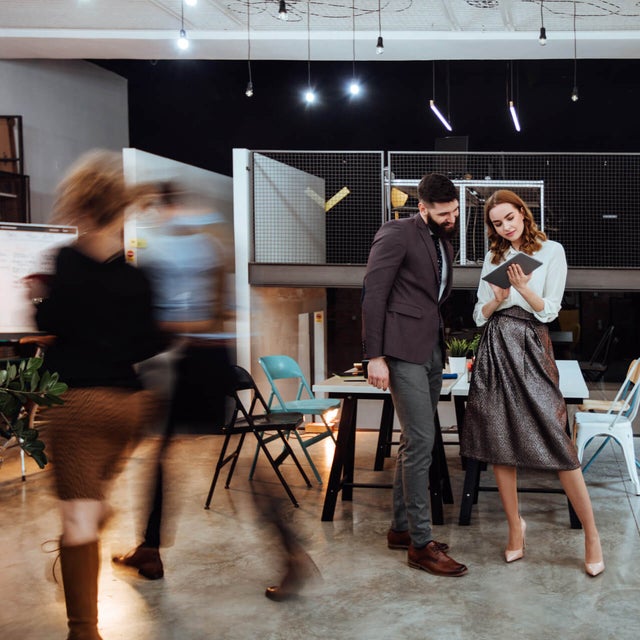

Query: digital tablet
left=482, top=253, right=543, bottom=289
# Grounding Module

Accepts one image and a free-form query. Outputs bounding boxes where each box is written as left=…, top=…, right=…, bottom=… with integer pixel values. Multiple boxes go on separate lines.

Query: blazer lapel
left=415, top=215, right=441, bottom=278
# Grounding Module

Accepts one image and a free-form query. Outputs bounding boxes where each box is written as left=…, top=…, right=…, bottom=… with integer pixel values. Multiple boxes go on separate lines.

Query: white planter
left=448, top=356, right=468, bottom=376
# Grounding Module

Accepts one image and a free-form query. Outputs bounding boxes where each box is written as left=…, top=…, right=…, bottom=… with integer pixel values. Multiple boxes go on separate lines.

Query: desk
left=454, top=360, right=588, bottom=528
left=313, top=374, right=461, bottom=522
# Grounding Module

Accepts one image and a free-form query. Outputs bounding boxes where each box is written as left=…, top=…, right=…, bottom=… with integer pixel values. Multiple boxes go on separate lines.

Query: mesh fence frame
left=388, top=152, right=640, bottom=268
left=252, top=151, right=384, bottom=265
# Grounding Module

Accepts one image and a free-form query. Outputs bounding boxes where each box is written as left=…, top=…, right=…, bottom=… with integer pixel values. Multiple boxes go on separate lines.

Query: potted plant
left=0, top=356, right=67, bottom=470
left=446, top=334, right=481, bottom=376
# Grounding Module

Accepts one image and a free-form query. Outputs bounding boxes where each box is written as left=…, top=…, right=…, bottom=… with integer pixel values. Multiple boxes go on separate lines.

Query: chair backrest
left=606, top=358, right=640, bottom=425
left=258, top=355, right=315, bottom=410
left=587, top=325, right=616, bottom=366
left=224, top=365, right=271, bottom=424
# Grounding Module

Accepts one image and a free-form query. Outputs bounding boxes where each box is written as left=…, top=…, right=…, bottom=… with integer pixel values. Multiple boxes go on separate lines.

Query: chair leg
left=292, top=430, right=323, bottom=484
left=205, top=435, right=232, bottom=509
left=619, top=431, right=640, bottom=495
left=254, top=435, right=300, bottom=508
left=224, top=433, right=247, bottom=488
left=272, top=431, right=312, bottom=488
left=582, top=436, right=611, bottom=473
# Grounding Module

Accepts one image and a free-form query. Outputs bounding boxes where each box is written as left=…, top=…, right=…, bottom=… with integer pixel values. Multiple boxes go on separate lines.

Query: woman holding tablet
left=460, top=189, right=603, bottom=577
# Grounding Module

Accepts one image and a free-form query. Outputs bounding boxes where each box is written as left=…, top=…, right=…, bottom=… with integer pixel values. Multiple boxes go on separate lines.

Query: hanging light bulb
left=177, top=28, right=189, bottom=50
left=570, top=0, right=578, bottom=102
left=538, top=1, right=546, bottom=45
left=279, top=0, right=288, bottom=21
left=245, top=81, right=254, bottom=97
left=375, top=0, right=384, bottom=54
left=349, top=81, right=360, bottom=96
left=538, top=27, right=547, bottom=45
left=177, top=1, right=189, bottom=51
left=305, top=89, right=315, bottom=103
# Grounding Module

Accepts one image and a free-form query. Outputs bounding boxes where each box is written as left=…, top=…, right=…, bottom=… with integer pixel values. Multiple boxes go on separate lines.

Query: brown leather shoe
left=408, top=541, right=468, bottom=577
left=112, top=545, right=164, bottom=580
left=387, top=529, right=449, bottom=553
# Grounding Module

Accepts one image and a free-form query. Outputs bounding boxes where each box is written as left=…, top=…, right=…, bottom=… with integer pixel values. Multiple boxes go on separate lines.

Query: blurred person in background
left=112, top=181, right=232, bottom=580
left=26, top=150, right=164, bottom=640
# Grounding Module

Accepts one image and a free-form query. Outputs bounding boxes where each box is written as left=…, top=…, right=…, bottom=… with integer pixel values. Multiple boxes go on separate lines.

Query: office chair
left=204, top=365, right=311, bottom=509
left=573, top=358, right=640, bottom=495
left=579, top=325, right=616, bottom=382
left=255, top=355, right=339, bottom=484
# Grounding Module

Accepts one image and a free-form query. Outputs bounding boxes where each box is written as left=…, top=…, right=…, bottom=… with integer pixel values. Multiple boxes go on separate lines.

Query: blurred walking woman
left=460, top=189, right=603, bottom=577
left=30, top=151, right=163, bottom=639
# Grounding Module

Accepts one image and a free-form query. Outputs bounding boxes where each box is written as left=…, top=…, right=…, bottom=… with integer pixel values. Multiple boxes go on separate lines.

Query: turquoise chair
left=251, top=355, right=339, bottom=483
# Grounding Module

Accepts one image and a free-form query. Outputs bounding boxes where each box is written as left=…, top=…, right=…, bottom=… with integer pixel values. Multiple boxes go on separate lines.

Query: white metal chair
left=573, top=358, right=640, bottom=495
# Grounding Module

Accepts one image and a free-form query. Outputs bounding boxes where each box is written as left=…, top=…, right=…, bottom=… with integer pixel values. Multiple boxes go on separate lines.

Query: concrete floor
left=1, top=389, right=640, bottom=640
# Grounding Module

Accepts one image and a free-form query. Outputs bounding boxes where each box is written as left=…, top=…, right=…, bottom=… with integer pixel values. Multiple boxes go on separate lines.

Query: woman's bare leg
left=493, top=465, right=524, bottom=550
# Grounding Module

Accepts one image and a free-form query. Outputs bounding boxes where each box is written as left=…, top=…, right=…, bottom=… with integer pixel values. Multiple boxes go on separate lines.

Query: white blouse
left=473, top=239, right=567, bottom=327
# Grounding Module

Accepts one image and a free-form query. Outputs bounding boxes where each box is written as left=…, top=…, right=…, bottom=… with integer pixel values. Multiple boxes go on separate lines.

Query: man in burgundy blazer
left=362, top=173, right=468, bottom=577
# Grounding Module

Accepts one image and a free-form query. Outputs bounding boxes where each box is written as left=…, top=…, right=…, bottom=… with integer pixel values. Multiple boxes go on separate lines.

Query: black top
left=35, top=246, right=164, bottom=388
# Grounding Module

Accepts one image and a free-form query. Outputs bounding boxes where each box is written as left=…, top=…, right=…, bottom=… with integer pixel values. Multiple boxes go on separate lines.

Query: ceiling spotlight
left=184, top=0, right=197, bottom=5
left=177, top=29, right=189, bottom=50
left=376, top=36, right=384, bottom=55
left=305, top=89, right=316, bottom=103
left=245, top=81, right=254, bottom=97
left=278, top=0, right=288, bottom=20
left=538, top=27, right=547, bottom=45
left=571, top=86, right=579, bottom=102
left=349, top=81, right=360, bottom=96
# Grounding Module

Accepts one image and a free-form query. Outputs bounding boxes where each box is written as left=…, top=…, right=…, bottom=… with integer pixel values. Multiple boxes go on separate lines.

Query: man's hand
left=367, top=356, right=389, bottom=391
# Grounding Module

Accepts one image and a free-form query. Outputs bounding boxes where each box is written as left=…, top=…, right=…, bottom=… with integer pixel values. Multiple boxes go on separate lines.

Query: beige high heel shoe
left=585, top=536, right=605, bottom=577
left=505, top=517, right=527, bottom=563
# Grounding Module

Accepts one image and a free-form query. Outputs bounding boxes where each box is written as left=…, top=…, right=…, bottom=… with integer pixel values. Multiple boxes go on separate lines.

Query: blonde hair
left=53, top=149, right=155, bottom=228
left=484, top=189, right=546, bottom=264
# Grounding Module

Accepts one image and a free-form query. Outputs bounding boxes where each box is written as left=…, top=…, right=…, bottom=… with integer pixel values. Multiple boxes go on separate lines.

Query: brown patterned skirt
left=47, top=387, right=156, bottom=500
left=460, top=306, right=580, bottom=470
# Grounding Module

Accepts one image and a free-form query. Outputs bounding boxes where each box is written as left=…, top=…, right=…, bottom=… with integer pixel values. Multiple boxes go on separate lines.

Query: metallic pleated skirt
left=460, top=306, right=580, bottom=470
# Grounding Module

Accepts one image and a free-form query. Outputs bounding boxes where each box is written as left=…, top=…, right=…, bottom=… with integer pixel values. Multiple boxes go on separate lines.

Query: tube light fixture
left=279, top=0, right=288, bottom=21
left=509, top=101, right=521, bottom=132
left=429, top=101, right=452, bottom=132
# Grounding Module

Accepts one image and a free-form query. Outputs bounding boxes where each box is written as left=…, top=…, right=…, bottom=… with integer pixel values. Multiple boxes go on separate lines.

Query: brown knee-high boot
left=60, top=541, right=103, bottom=640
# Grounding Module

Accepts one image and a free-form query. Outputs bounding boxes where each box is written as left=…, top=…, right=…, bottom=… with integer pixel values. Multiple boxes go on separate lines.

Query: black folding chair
left=579, top=325, right=617, bottom=382
left=204, top=366, right=312, bottom=508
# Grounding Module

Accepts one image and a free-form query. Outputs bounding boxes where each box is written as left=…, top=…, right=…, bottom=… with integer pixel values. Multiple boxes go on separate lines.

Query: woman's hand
left=489, top=282, right=510, bottom=302
left=506, top=263, right=532, bottom=291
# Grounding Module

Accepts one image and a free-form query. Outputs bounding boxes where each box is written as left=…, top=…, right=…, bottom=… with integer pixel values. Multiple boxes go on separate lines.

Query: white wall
left=0, top=60, right=128, bottom=223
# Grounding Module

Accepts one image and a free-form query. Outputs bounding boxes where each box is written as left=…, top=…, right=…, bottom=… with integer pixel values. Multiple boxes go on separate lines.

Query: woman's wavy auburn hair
left=484, top=189, right=546, bottom=264
left=52, top=149, right=155, bottom=228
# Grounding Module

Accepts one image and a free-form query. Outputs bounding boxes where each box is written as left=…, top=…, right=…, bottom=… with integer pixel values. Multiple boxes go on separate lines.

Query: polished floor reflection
left=1, top=391, right=639, bottom=640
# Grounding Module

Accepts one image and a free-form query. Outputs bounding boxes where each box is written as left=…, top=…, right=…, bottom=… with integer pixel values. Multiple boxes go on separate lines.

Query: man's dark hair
left=417, top=173, right=458, bottom=205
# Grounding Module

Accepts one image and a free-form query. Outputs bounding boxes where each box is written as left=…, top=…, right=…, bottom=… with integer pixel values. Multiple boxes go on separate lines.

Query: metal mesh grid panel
left=252, top=151, right=384, bottom=264
left=388, top=152, right=640, bottom=268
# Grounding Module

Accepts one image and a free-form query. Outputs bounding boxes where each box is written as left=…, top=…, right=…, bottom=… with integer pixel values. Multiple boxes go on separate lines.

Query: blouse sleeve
left=472, top=253, right=499, bottom=327
left=532, top=241, right=567, bottom=323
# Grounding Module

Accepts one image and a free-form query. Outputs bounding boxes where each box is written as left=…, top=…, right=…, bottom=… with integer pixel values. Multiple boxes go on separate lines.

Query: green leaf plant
left=0, top=357, right=67, bottom=469
left=446, top=333, right=482, bottom=358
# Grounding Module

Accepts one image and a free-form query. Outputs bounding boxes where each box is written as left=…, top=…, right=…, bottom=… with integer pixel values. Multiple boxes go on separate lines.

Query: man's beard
left=427, top=215, right=459, bottom=239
